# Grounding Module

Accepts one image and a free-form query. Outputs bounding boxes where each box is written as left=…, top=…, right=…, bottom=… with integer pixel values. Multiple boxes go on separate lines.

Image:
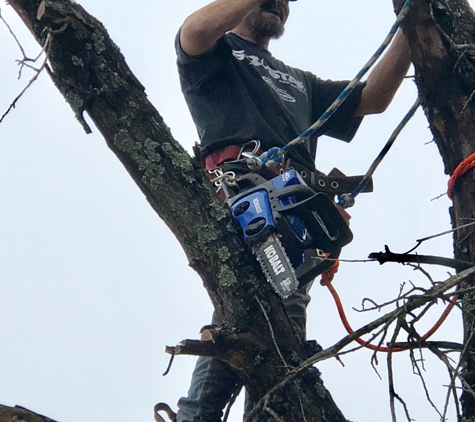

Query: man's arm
left=180, top=0, right=266, bottom=56
left=355, top=30, right=411, bottom=116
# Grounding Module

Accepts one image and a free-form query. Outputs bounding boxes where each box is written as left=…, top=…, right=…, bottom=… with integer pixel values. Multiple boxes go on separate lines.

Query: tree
left=0, top=0, right=473, bottom=421
left=395, top=0, right=475, bottom=418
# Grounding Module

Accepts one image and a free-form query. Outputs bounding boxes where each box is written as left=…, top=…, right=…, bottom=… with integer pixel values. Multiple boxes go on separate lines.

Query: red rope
left=320, top=267, right=457, bottom=352
left=447, top=152, right=475, bottom=199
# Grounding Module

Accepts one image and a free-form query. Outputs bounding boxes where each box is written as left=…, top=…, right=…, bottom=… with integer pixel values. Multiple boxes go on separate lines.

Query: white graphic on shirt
left=262, top=76, right=296, bottom=102
left=232, top=49, right=307, bottom=101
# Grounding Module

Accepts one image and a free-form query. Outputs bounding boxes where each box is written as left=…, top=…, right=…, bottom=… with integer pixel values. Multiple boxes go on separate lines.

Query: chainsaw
left=225, top=169, right=353, bottom=299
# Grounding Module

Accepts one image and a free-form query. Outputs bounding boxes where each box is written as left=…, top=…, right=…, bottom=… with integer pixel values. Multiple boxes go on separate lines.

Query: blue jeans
left=176, top=281, right=314, bottom=422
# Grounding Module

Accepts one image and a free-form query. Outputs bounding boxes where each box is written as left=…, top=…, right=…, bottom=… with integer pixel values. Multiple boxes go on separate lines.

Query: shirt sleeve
left=175, top=29, right=232, bottom=90
left=309, top=75, right=366, bottom=142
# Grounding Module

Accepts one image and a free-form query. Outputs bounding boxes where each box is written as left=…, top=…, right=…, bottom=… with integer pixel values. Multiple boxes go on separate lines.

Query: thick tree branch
left=0, top=405, right=58, bottom=422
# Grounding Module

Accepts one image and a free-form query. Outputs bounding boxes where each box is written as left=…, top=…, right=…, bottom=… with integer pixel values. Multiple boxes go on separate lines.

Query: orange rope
left=320, top=268, right=457, bottom=352
left=447, top=152, right=475, bottom=199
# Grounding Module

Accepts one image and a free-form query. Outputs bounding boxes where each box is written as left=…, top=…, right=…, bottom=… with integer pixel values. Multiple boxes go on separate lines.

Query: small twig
left=297, top=392, right=309, bottom=422
left=162, top=350, right=175, bottom=376
left=264, top=406, right=285, bottom=422
left=408, top=263, right=436, bottom=285
left=255, top=296, right=289, bottom=369
left=337, top=258, right=375, bottom=264
left=0, top=8, right=28, bottom=58
left=1, top=31, right=53, bottom=123
left=407, top=338, right=443, bottom=419
left=456, top=225, right=475, bottom=246
left=355, top=284, right=418, bottom=313
left=387, top=319, right=403, bottom=422
left=360, top=297, right=379, bottom=310
left=405, top=221, right=475, bottom=254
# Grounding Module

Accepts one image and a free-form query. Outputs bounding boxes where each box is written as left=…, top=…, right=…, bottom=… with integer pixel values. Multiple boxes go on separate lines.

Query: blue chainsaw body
left=228, top=170, right=353, bottom=287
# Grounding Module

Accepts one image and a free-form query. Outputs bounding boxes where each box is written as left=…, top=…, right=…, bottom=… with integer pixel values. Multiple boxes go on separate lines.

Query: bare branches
left=245, top=267, right=475, bottom=421
left=0, top=9, right=52, bottom=123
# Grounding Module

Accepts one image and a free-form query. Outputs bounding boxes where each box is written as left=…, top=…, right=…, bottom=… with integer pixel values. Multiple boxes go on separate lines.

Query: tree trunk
left=4, top=0, right=349, bottom=420
left=393, top=0, right=475, bottom=418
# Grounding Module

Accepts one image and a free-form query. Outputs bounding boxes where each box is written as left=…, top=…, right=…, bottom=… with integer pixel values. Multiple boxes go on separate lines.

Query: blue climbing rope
left=251, top=0, right=415, bottom=169
left=337, top=97, right=421, bottom=208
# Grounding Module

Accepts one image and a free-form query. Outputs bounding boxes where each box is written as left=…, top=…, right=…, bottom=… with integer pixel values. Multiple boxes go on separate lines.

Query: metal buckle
left=208, top=169, right=236, bottom=191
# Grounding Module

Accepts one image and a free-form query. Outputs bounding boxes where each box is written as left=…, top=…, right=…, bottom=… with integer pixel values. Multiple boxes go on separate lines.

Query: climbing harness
left=447, top=152, right=475, bottom=199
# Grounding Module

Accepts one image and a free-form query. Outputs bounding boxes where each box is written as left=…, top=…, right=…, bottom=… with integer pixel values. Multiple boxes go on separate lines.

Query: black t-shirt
left=176, top=31, right=364, bottom=169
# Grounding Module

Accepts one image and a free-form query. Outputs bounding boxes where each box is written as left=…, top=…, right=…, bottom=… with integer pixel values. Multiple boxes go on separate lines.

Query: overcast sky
left=0, top=0, right=470, bottom=421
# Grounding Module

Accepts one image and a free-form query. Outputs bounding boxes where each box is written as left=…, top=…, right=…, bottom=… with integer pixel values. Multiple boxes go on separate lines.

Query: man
left=175, top=0, right=411, bottom=421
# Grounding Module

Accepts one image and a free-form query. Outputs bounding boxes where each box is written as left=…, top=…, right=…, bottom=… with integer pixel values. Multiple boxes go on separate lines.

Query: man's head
left=236, top=0, right=294, bottom=44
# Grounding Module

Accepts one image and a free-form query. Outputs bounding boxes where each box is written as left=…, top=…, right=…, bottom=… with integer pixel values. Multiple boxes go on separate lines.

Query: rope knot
left=337, top=193, right=355, bottom=209
left=245, top=155, right=264, bottom=171
left=262, top=147, right=284, bottom=166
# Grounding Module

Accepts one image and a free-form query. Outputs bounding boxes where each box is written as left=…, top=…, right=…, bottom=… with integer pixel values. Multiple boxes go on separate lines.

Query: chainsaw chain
left=253, top=234, right=299, bottom=299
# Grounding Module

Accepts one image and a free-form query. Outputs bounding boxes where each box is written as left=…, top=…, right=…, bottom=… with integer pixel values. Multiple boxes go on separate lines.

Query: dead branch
left=369, top=245, right=473, bottom=270
left=393, top=341, right=463, bottom=352
left=166, top=330, right=258, bottom=371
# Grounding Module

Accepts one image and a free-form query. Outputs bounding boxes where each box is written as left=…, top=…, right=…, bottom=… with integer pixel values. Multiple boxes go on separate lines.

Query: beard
left=250, top=11, right=286, bottom=40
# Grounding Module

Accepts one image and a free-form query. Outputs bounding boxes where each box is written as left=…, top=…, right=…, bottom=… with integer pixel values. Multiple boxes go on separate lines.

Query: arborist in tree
left=174, top=0, right=411, bottom=420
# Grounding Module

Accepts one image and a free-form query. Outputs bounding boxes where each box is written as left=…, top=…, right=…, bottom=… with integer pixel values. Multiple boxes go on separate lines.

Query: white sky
left=0, top=0, right=470, bottom=421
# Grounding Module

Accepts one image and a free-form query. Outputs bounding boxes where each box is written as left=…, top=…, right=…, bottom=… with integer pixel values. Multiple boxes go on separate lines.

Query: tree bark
left=5, top=0, right=349, bottom=420
left=0, top=405, right=58, bottom=422
left=393, top=0, right=475, bottom=418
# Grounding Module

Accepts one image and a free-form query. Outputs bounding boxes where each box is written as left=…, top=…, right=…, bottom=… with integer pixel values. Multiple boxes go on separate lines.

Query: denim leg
left=282, top=279, right=314, bottom=340
left=177, top=281, right=314, bottom=422
left=176, top=313, right=240, bottom=422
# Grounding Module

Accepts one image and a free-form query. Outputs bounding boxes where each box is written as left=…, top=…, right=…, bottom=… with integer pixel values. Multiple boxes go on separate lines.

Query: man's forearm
left=180, top=0, right=266, bottom=56
left=356, top=30, right=411, bottom=116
